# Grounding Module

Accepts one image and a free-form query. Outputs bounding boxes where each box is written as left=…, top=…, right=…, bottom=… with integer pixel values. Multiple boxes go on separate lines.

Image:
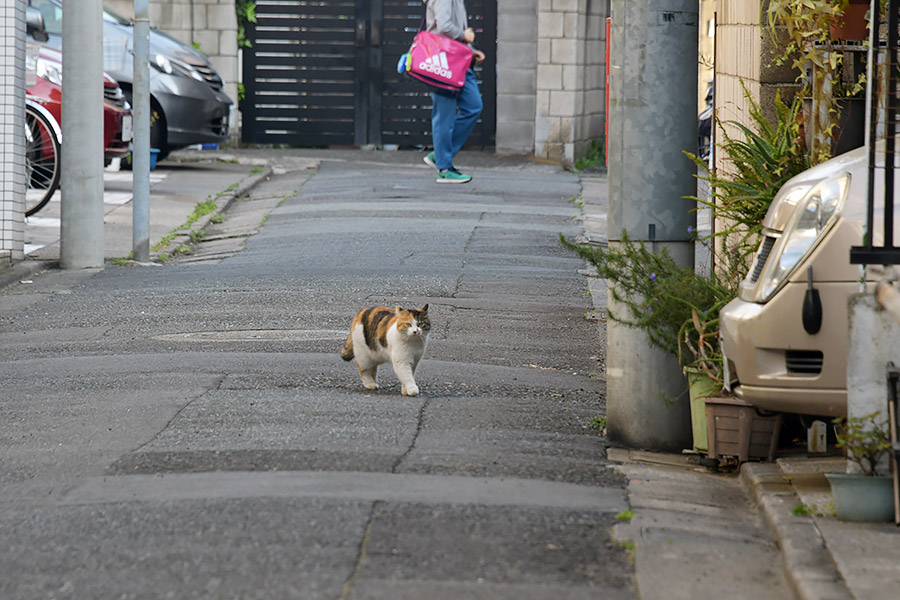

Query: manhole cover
left=152, top=329, right=347, bottom=343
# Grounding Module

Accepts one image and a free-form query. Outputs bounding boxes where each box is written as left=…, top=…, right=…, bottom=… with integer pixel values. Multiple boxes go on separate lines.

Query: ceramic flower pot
left=825, top=473, right=895, bottom=522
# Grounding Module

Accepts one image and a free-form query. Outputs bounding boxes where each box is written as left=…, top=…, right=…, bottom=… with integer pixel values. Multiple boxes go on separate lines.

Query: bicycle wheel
left=24, top=104, right=61, bottom=217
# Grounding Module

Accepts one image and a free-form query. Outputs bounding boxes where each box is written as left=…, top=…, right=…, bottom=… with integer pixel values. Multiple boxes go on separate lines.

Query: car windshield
left=102, top=6, right=131, bottom=26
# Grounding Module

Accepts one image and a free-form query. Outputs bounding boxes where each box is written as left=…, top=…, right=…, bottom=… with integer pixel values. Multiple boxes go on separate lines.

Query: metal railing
left=851, top=0, right=900, bottom=265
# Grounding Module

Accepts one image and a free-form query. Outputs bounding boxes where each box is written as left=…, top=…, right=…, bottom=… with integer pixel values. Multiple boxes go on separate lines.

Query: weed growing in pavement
left=615, top=510, right=634, bottom=523
left=791, top=503, right=814, bottom=517
left=208, top=212, right=226, bottom=225
left=588, top=415, right=607, bottom=431
left=617, top=540, right=635, bottom=555
left=181, top=200, right=218, bottom=229
left=574, top=139, right=605, bottom=172
left=151, top=199, right=218, bottom=255
left=217, top=182, right=241, bottom=197
left=153, top=232, right=176, bottom=252
left=108, top=257, right=130, bottom=267
left=250, top=167, right=263, bottom=174
left=189, top=229, right=206, bottom=243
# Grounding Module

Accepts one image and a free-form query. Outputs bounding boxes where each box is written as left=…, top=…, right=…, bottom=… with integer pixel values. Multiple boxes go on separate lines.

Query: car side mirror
left=26, top=6, right=49, bottom=43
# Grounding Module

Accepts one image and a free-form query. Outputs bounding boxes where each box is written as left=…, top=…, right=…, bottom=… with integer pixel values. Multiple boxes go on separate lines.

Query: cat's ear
left=395, top=305, right=404, bottom=314
left=420, top=304, right=429, bottom=313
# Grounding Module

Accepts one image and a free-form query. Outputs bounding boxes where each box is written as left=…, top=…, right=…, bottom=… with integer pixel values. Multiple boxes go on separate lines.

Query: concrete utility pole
left=132, top=0, right=151, bottom=262
left=60, top=0, right=105, bottom=269
left=606, top=0, right=699, bottom=452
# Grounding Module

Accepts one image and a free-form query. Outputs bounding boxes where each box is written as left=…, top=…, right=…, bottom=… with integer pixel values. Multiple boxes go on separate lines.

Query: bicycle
left=24, top=97, right=61, bottom=217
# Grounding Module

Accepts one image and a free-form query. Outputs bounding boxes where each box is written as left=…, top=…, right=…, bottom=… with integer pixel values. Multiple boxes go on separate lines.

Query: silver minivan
left=719, top=141, right=898, bottom=418
left=28, top=0, right=233, bottom=159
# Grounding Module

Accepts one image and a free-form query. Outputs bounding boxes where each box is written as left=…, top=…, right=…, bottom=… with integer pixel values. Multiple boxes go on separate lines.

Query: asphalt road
left=0, top=154, right=632, bottom=599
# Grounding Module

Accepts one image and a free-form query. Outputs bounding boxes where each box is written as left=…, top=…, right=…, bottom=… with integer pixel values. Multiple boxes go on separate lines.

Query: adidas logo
left=419, top=52, right=453, bottom=80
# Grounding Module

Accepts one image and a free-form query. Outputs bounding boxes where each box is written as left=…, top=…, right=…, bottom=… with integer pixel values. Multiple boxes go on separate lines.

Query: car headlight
left=151, top=53, right=204, bottom=82
left=759, top=173, right=850, bottom=299
left=36, top=57, right=63, bottom=86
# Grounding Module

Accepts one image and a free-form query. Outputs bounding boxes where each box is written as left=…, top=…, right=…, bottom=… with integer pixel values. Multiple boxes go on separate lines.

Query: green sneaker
left=436, top=168, right=472, bottom=184
left=423, top=152, right=438, bottom=172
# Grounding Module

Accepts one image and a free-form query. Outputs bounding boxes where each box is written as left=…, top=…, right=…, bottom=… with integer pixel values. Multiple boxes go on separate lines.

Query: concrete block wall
left=496, top=0, right=539, bottom=156
left=0, top=2, right=26, bottom=264
left=715, top=0, right=799, bottom=164
left=106, top=0, right=239, bottom=123
left=533, top=0, right=608, bottom=166
left=847, top=295, right=900, bottom=476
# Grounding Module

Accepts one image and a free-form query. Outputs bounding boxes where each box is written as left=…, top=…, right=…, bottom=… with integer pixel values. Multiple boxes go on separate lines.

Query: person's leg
left=430, top=90, right=459, bottom=171
left=448, top=69, right=483, bottom=160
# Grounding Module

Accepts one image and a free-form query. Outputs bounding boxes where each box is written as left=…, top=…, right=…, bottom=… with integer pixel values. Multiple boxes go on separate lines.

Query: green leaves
left=833, top=412, right=892, bottom=477
left=560, top=231, right=731, bottom=379
left=685, top=84, right=809, bottom=287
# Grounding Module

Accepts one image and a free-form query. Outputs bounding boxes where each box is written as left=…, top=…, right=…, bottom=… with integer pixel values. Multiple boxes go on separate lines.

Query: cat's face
left=396, top=304, right=430, bottom=338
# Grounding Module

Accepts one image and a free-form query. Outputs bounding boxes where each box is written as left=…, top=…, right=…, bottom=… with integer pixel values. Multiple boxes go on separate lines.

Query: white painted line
left=103, top=192, right=134, bottom=206
left=24, top=216, right=60, bottom=228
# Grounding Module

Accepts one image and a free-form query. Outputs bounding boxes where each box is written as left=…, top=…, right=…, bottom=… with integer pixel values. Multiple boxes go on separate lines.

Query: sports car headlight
left=36, top=57, right=63, bottom=86
left=151, top=53, right=204, bottom=82
left=759, top=174, right=849, bottom=299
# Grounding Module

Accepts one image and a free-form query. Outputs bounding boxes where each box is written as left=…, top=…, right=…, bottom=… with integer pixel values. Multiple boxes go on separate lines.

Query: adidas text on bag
left=406, top=31, right=473, bottom=91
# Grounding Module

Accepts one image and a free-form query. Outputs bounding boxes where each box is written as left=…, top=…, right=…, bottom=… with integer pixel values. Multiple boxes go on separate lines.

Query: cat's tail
left=340, top=333, right=354, bottom=361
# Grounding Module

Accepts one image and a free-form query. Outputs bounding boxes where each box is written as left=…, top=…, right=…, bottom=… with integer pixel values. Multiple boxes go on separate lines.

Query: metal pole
left=132, top=0, right=151, bottom=262
left=60, top=0, right=104, bottom=269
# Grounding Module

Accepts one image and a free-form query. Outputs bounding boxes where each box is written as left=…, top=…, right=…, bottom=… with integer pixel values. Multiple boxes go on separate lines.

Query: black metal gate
left=241, top=0, right=496, bottom=148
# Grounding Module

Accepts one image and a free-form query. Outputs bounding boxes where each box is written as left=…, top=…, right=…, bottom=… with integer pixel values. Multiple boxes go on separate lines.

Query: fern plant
left=685, top=85, right=810, bottom=284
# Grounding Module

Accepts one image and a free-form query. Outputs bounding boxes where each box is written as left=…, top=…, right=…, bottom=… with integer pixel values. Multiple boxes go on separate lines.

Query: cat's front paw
left=363, top=382, right=379, bottom=390
left=402, top=384, right=419, bottom=397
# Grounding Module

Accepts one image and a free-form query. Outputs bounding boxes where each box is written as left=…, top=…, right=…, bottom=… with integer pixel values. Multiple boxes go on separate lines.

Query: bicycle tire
left=24, top=103, right=61, bottom=217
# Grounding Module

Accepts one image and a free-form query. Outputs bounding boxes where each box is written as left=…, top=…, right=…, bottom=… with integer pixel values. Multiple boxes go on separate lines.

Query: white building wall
left=0, top=1, right=26, bottom=264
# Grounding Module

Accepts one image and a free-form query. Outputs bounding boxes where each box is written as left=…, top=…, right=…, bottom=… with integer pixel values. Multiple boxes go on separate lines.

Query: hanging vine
left=236, top=0, right=257, bottom=49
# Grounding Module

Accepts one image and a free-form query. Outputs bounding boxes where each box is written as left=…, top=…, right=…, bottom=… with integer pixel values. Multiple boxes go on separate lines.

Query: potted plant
left=825, top=411, right=895, bottom=522
left=562, top=87, right=810, bottom=455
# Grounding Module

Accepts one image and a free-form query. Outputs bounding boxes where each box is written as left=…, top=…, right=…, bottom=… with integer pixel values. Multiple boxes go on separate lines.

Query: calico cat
left=341, top=304, right=431, bottom=396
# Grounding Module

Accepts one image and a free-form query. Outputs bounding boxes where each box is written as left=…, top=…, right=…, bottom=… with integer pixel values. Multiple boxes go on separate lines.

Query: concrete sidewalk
left=580, top=174, right=900, bottom=600
left=1, top=151, right=275, bottom=289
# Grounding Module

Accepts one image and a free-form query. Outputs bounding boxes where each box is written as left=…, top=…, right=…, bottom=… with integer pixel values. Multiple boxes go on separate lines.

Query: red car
left=27, top=43, right=132, bottom=165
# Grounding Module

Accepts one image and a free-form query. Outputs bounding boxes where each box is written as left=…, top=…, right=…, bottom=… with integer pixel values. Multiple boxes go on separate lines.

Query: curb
left=151, top=164, right=273, bottom=259
left=740, top=462, right=852, bottom=600
left=0, top=259, right=56, bottom=291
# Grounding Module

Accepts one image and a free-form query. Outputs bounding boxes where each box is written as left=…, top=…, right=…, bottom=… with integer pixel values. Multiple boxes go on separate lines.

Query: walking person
left=422, top=0, right=485, bottom=184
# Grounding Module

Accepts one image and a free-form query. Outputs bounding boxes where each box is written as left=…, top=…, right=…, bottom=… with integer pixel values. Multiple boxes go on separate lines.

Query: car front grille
left=786, top=350, right=824, bottom=375
left=194, top=65, right=224, bottom=91
left=749, top=236, right=776, bottom=283
left=210, top=114, right=228, bottom=137
left=104, top=86, right=127, bottom=109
